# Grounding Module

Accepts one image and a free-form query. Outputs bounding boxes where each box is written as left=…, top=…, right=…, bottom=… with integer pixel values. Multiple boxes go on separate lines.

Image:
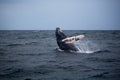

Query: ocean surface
left=0, top=30, right=120, bottom=80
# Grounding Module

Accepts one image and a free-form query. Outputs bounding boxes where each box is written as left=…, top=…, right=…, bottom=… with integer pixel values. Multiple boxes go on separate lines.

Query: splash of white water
left=74, top=38, right=100, bottom=54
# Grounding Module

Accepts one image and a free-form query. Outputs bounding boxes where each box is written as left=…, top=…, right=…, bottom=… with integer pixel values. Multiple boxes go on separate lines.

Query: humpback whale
left=55, top=27, right=85, bottom=51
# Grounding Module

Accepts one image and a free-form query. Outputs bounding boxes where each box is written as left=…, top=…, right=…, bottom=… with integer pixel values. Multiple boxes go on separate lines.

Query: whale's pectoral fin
left=62, top=35, right=85, bottom=44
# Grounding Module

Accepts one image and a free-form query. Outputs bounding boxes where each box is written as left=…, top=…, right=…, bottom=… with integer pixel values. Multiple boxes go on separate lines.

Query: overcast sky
left=0, top=0, right=120, bottom=30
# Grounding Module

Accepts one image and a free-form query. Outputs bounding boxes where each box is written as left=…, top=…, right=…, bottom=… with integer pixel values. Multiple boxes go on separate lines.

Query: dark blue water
left=0, top=30, right=120, bottom=80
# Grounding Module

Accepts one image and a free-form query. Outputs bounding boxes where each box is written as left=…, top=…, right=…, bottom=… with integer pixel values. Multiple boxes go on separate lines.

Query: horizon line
left=0, top=29, right=120, bottom=30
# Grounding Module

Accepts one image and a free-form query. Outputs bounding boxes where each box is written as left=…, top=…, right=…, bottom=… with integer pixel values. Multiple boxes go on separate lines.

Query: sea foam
left=74, top=38, right=100, bottom=54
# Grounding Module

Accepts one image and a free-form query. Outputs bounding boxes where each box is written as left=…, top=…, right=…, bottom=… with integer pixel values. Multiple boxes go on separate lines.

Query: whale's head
left=55, top=27, right=66, bottom=40
left=56, top=27, right=62, bottom=33
left=56, top=27, right=62, bottom=37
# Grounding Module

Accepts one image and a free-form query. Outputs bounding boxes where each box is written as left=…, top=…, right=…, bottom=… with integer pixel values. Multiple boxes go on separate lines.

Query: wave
left=17, top=36, right=26, bottom=39
left=86, top=56, right=120, bottom=63
left=0, top=59, right=18, bottom=63
left=6, top=42, right=38, bottom=47
left=91, top=72, right=109, bottom=78
left=0, top=67, right=22, bottom=76
left=96, top=50, right=111, bottom=53
left=6, top=43, right=23, bottom=47
left=18, top=53, right=43, bottom=56
left=33, top=65, right=55, bottom=75
left=0, top=48, right=6, bottom=55
left=25, top=42, right=38, bottom=45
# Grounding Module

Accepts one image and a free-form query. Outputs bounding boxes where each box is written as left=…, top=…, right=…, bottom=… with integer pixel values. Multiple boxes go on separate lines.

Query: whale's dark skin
left=55, top=27, right=79, bottom=51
